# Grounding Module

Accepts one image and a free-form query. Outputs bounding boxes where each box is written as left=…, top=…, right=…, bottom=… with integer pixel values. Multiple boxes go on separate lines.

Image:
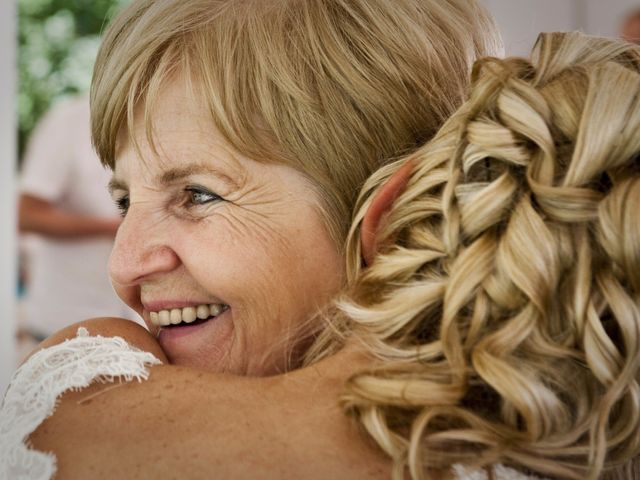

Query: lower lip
left=158, top=319, right=209, bottom=341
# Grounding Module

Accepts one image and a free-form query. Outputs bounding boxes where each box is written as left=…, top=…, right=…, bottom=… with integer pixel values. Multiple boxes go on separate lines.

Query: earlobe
left=361, top=160, right=414, bottom=266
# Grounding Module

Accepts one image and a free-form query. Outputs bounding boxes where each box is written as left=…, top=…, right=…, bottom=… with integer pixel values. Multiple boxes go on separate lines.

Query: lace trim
left=0, top=327, right=162, bottom=480
left=453, top=463, right=548, bottom=480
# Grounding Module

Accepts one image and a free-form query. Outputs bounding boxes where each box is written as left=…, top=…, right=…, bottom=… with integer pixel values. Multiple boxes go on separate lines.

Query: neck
left=275, top=337, right=375, bottom=401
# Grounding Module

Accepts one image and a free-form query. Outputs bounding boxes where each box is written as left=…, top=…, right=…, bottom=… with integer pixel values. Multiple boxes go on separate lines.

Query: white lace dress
left=0, top=328, right=544, bottom=480
left=0, top=328, right=162, bottom=480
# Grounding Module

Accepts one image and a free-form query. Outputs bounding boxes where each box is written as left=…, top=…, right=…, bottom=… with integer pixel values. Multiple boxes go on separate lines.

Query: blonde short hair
left=91, top=0, right=501, bottom=245
left=325, top=32, right=640, bottom=479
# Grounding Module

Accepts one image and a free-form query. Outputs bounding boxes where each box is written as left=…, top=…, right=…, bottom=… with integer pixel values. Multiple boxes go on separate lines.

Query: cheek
left=174, top=207, right=342, bottom=330
left=172, top=212, right=296, bottom=303
left=250, top=213, right=343, bottom=322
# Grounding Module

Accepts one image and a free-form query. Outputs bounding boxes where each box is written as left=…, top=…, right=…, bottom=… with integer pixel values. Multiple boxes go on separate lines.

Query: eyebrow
left=108, top=177, right=127, bottom=194
left=108, top=162, right=240, bottom=194
left=159, top=163, right=240, bottom=189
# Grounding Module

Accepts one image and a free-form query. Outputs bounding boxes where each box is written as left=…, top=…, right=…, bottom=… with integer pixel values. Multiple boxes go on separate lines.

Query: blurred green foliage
left=18, top=0, right=129, bottom=160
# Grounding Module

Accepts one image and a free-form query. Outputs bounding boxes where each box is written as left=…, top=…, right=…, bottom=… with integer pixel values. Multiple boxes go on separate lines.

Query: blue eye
left=115, top=195, right=130, bottom=217
left=185, top=187, right=222, bottom=206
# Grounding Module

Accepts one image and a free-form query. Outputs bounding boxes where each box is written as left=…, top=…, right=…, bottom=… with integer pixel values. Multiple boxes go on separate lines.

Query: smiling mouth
left=149, top=303, right=229, bottom=328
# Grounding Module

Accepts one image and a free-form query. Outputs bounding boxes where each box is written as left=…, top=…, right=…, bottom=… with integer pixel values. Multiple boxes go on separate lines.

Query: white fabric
left=0, top=328, right=161, bottom=480
left=19, top=96, right=137, bottom=335
left=452, top=464, right=547, bottom=479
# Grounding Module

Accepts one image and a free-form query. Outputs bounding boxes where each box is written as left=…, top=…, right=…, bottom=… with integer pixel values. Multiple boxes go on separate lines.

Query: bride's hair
left=309, top=32, right=640, bottom=479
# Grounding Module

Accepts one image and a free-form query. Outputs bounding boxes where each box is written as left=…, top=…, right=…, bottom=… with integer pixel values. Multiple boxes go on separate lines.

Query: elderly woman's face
left=108, top=79, right=343, bottom=375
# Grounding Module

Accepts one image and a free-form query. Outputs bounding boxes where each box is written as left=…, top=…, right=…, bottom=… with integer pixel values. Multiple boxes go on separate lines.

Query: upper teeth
left=149, top=304, right=226, bottom=327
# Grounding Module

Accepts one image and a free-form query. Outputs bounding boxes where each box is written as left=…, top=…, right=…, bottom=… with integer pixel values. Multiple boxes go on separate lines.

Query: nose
left=109, top=208, right=181, bottom=288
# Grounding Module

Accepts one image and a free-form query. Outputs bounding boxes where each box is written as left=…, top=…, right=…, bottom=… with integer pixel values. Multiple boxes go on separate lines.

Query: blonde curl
left=314, top=32, right=640, bottom=479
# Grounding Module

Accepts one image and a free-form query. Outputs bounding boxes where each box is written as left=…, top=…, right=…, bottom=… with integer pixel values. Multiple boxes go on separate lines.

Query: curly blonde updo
left=322, top=32, right=640, bottom=479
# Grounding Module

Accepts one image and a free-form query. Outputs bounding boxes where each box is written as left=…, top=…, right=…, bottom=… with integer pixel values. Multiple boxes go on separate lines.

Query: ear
left=361, top=160, right=414, bottom=266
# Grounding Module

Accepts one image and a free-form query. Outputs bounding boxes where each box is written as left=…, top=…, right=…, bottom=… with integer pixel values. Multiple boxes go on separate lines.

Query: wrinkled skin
left=108, top=77, right=343, bottom=375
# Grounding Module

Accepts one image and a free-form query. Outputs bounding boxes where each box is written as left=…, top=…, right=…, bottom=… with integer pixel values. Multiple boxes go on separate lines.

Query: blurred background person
left=17, top=95, right=137, bottom=356
left=621, top=7, right=640, bottom=43
left=13, top=0, right=135, bottom=362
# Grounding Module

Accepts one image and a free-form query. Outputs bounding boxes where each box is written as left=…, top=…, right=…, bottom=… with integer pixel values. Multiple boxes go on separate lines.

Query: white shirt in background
left=19, top=96, right=140, bottom=336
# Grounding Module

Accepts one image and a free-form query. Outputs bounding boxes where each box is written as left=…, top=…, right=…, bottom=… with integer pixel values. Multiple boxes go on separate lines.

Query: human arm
left=19, top=98, right=120, bottom=239
left=18, top=194, right=121, bottom=238
left=23, top=318, right=390, bottom=480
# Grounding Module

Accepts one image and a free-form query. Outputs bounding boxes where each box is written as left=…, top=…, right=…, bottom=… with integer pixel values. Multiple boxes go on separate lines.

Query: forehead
left=114, top=76, right=246, bottom=180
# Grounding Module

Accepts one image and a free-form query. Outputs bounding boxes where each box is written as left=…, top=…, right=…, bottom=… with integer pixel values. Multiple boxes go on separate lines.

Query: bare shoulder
left=26, top=319, right=390, bottom=480
left=28, top=317, right=168, bottom=363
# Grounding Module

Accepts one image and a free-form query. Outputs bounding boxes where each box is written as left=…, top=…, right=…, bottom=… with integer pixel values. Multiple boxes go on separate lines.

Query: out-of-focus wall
left=585, top=0, right=640, bottom=37
left=483, top=0, right=640, bottom=56
left=1, top=0, right=17, bottom=394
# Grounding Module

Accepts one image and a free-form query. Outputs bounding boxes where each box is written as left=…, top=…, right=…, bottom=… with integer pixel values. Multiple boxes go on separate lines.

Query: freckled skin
left=28, top=318, right=392, bottom=479
left=109, top=76, right=344, bottom=375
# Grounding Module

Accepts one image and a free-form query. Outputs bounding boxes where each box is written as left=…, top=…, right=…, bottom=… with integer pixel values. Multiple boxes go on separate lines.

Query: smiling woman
left=0, top=0, right=512, bottom=478
left=3, top=9, right=640, bottom=480
left=86, top=0, right=501, bottom=377
left=106, top=75, right=345, bottom=373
